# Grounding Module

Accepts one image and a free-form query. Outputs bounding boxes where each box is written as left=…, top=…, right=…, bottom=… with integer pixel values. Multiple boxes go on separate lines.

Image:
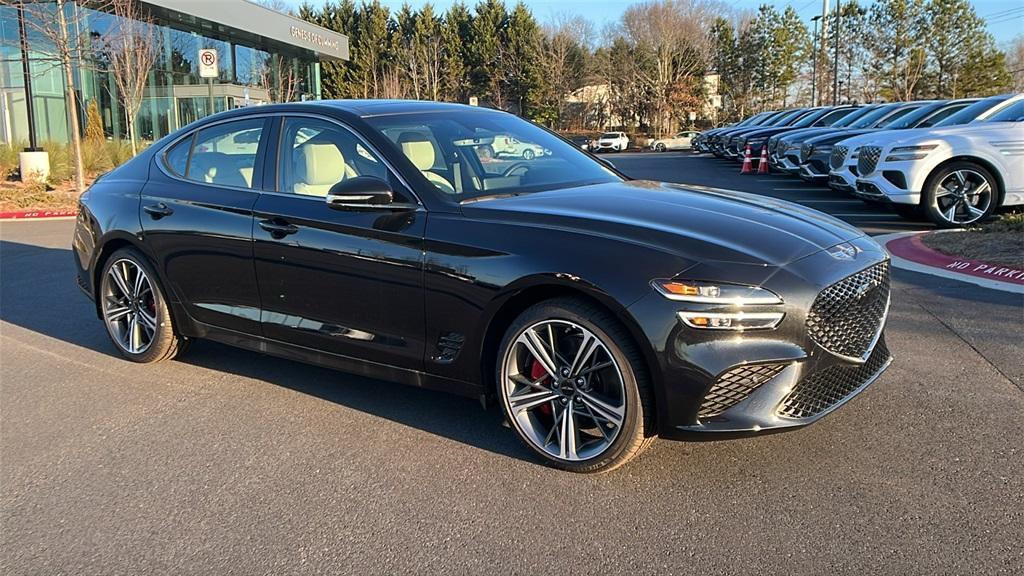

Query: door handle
left=259, top=219, right=299, bottom=238
left=143, top=203, right=173, bottom=219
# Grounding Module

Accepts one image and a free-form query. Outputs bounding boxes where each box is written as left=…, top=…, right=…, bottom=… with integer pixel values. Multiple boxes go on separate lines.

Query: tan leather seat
left=293, top=141, right=357, bottom=196
left=397, top=132, right=456, bottom=194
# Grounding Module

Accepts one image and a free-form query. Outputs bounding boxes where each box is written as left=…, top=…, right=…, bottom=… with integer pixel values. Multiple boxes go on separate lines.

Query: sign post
left=198, top=49, right=219, bottom=115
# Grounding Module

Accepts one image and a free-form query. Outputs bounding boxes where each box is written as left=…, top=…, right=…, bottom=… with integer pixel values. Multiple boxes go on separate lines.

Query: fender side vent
left=431, top=332, right=465, bottom=364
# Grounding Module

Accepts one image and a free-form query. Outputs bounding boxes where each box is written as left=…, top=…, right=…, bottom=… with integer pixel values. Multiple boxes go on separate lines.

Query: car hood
left=806, top=128, right=878, bottom=146
left=463, top=181, right=864, bottom=266
left=876, top=121, right=1024, bottom=147
left=779, top=127, right=841, bottom=144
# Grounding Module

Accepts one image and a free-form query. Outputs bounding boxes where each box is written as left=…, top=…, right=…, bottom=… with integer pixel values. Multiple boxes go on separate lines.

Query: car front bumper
left=854, top=170, right=921, bottom=205
left=627, top=235, right=892, bottom=439
left=798, top=155, right=831, bottom=181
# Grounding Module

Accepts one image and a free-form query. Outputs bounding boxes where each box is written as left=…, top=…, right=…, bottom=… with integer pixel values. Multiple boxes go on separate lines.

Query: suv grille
left=807, top=261, right=890, bottom=361
left=778, top=339, right=890, bottom=419
left=799, top=142, right=813, bottom=164
left=829, top=145, right=849, bottom=170
left=858, top=146, right=881, bottom=175
left=698, top=363, right=786, bottom=419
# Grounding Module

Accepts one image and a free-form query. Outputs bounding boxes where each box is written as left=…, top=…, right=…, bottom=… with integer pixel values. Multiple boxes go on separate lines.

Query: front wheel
left=496, top=298, right=654, bottom=473
left=99, top=247, right=187, bottom=363
left=923, top=161, right=998, bottom=228
left=522, top=148, right=535, bottom=160
left=655, top=143, right=666, bottom=152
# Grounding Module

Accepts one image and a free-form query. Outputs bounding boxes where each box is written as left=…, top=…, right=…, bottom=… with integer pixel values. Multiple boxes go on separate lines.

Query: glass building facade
left=0, top=0, right=348, bottom=146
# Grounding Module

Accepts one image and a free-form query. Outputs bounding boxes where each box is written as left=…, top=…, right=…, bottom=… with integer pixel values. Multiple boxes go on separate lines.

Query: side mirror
left=326, top=176, right=394, bottom=209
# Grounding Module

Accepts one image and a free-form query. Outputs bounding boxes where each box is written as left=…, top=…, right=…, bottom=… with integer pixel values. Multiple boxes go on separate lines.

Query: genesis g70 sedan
left=73, top=101, right=892, bottom=472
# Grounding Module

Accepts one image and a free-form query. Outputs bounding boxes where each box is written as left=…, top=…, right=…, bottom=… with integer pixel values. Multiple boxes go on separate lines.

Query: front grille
left=829, top=145, right=849, bottom=170
left=699, top=363, right=786, bottom=419
left=778, top=339, right=890, bottom=419
left=858, top=146, right=881, bottom=175
left=807, top=261, right=890, bottom=360
left=799, top=142, right=813, bottom=164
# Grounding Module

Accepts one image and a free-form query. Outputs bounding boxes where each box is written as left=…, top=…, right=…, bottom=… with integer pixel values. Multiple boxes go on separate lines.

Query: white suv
left=593, top=132, right=629, bottom=152
left=853, top=97, right=1024, bottom=227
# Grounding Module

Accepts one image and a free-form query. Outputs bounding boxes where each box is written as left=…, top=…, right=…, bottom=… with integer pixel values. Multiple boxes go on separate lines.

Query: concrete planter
left=19, top=151, right=50, bottom=183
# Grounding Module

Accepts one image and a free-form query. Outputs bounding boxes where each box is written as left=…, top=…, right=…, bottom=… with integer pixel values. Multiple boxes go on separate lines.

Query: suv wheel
left=923, top=161, right=998, bottom=228
left=496, top=298, right=654, bottom=473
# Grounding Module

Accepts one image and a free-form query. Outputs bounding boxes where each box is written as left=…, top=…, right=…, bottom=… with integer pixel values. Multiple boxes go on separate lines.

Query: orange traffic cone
left=740, top=145, right=753, bottom=174
left=757, top=145, right=769, bottom=174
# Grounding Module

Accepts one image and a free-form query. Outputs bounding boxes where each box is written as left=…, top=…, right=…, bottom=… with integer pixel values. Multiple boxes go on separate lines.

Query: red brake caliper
left=530, top=360, right=553, bottom=416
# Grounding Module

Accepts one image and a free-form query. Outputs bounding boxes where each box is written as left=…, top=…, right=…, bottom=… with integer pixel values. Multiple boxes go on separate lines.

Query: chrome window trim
left=156, top=111, right=423, bottom=207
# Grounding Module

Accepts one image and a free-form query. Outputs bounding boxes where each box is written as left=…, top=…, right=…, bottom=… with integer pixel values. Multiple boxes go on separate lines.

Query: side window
left=186, top=119, right=264, bottom=189
left=163, top=135, right=192, bottom=177
left=278, top=117, right=397, bottom=197
left=917, top=105, right=964, bottom=128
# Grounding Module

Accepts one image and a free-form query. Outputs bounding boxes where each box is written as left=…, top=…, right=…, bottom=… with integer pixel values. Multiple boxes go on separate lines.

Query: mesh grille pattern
left=778, top=339, right=890, bottom=419
left=800, top=142, right=813, bottom=163
left=858, top=146, right=881, bottom=175
left=830, top=145, right=849, bottom=169
left=807, top=261, right=890, bottom=360
left=699, top=363, right=786, bottom=419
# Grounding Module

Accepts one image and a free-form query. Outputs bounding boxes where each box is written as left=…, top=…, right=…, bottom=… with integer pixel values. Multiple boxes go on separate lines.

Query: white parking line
left=832, top=213, right=902, bottom=218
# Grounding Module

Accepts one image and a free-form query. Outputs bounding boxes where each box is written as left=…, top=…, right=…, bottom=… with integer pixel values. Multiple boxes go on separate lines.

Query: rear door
left=251, top=115, right=427, bottom=370
left=140, top=117, right=269, bottom=334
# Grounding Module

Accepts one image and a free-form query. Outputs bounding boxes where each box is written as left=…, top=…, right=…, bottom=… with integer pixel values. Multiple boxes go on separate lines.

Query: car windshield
left=601, top=133, right=619, bottom=138
left=815, top=107, right=857, bottom=126
left=790, top=108, right=830, bottom=128
left=982, top=99, right=1024, bottom=122
left=884, top=103, right=942, bottom=129
left=829, top=106, right=876, bottom=127
left=770, top=109, right=806, bottom=126
left=872, top=104, right=921, bottom=127
left=847, top=104, right=902, bottom=128
left=934, top=94, right=1012, bottom=126
left=366, top=110, right=620, bottom=201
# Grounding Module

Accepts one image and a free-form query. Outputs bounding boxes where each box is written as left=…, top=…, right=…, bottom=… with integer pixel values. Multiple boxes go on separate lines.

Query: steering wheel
left=501, top=162, right=530, bottom=178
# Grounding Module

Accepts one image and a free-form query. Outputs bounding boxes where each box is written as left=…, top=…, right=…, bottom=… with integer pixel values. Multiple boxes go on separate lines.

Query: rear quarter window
left=163, top=136, right=192, bottom=177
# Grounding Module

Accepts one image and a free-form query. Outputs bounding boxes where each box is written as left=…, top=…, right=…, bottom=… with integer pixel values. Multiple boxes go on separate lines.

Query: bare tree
left=620, top=0, right=717, bottom=136
left=256, top=55, right=300, bottom=103
left=541, top=15, right=592, bottom=128
left=17, top=0, right=114, bottom=191
left=1008, top=36, right=1024, bottom=92
left=103, top=0, right=160, bottom=156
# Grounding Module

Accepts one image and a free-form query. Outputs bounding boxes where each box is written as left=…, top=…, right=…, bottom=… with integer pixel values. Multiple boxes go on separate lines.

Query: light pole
left=832, top=3, right=841, bottom=105
left=810, top=15, right=821, bottom=107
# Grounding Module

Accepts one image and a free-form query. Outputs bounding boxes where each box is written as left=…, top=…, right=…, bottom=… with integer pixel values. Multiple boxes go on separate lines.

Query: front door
left=140, top=117, right=269, bottom=334
left=252, top=116, right=427, bottom=371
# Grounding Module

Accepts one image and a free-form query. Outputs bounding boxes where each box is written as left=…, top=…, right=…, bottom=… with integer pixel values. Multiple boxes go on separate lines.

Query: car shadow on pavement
left=0, top=240, right=534, bottom=463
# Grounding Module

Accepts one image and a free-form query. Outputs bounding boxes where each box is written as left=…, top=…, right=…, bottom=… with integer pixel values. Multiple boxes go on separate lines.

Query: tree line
left=303, top=0, right=1016, bottom=136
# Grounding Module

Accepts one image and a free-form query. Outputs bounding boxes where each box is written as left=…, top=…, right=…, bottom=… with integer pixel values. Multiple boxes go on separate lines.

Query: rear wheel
left=496, top=298, right=654, bottom=473
left=923, top=161, right=998, bottom=228
left=655, top=143, right=666, bottom=152
left=99, top=247, right=187, bottom=363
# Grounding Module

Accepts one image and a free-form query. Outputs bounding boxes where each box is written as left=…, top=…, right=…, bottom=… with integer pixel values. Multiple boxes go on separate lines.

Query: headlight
left=652, top=280, right=783, bottom=305
left=885, top=144, right=938, bottom=162
left=677, top=311, right=784, bottom=331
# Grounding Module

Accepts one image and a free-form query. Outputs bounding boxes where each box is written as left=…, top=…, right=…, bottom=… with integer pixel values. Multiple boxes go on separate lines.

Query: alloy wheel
left=932, top=169, right=992, bottom=226
left=500, top=319, right=626, bottom=462
left=102, top=258, right=158, bottom=354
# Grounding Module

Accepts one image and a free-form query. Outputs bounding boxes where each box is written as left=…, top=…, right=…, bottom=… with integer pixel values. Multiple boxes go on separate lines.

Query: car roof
left=316, top=99, right=491, bottom=117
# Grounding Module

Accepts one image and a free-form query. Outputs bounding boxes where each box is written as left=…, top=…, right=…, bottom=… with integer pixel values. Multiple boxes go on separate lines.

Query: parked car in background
left=827, top=98, right=981, bottom=195
left=491, top=134, right=549, bottom=160
left=693, top=111, right=775, bottom=153
left=593, top=131, right=629, bottom=152
left=566, top=135, right=594, bottom=151
left=853, top=96, right=1024, bottom=227
left=650, top=130, right=700, bottom=151
left=736, top=105, right=859, bottom=161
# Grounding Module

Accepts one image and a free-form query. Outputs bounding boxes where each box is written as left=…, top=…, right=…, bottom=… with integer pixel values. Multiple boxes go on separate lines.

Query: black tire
left=922, top=161, right=1000, bottom=228
left=496, top=297, right=655, bottom=473
left=99, top=247, right=188, bottom=363
left=655, top=143, right=666, bottom=152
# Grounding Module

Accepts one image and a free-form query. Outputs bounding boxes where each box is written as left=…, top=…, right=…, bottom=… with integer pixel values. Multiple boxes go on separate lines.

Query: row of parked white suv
left=694, top=93, right=1024, bottom=227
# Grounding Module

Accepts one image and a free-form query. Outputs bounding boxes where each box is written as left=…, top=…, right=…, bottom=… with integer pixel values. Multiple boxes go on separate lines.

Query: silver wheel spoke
left=569, top=332, right=601, bottom=377
left=934, top=185, right=954, bottom=198
left=971, top=180, right=990, bottom=197
left=577, top=390, right=624, bottom=428
left=103, top=259, right=156, bottom=355
left=138, top=310, right=158, bottom=332
left=128, top=316, right=141, bottom=353
left=105, top=305, right=132, bottom=322
left=509, top=389, right=560, bottom=413
left=559, top=403, right=578, bottom=460
left=965, top=203, right=984, bottom=220
left=943, top=203, right=958, bottom=223
left=578, top=361, right=613, bottom=377
left=133, top=268, right=146, bottom=298
left=110, top=265, right=132, bottom=298
left=520, top=329, right=558, bottom=379
left=953, top=171, right=966, bottom=187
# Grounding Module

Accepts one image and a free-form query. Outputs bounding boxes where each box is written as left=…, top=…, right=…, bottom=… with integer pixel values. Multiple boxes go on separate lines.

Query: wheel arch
left=477, top=276, right=660, bottom=415
left=90, top=233, right=176, bottom=323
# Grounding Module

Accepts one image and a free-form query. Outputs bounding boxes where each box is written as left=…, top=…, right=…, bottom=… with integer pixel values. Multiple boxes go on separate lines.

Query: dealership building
left=0, top=0, right=348, bottom=146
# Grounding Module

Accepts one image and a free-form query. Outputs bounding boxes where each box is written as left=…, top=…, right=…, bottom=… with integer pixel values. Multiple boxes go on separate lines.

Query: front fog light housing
left=885, top=144, right=938, bottom=162
left=652, top=280, right=782, bottom=305
left=677, top=311, right=784, bottom=331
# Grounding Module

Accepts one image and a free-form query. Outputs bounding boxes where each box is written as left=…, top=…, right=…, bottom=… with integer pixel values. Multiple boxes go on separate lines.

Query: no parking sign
left=198, top=49, right=218, bottom=78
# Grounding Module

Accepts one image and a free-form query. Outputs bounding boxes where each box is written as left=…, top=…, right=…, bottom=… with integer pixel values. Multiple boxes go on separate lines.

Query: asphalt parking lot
left=2, top=154, right=1022, bottom=574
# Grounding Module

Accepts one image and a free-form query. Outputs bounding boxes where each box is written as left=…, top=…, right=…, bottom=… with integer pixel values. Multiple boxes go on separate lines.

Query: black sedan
left=73, top=101, right=892, bottom=473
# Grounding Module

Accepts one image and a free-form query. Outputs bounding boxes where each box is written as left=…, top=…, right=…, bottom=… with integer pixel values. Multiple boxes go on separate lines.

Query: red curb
left=886, top=233, right=1024, bottom=286
left=0, top=208, right=78, bottom=220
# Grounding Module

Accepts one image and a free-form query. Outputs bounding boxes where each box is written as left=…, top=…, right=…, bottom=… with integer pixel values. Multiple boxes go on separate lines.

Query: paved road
left=2, top=155, right=1022, bottom=575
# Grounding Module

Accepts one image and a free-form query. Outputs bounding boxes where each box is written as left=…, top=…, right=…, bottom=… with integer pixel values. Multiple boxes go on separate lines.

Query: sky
left=283, top=0, right=1024, bottom=45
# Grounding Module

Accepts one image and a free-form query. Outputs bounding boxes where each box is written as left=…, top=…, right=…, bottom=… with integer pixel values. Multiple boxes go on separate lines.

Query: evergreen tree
left=441, top=2, right=472, bottom=102
left=864, top=0, right=929, bottom=101
left=501, top=2, right=543, bottom=117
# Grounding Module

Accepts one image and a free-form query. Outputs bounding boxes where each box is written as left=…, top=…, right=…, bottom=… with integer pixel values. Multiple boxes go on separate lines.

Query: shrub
left=85, top=101, right=105, bottom=146
left=0, top=142, right=20, bottom=180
